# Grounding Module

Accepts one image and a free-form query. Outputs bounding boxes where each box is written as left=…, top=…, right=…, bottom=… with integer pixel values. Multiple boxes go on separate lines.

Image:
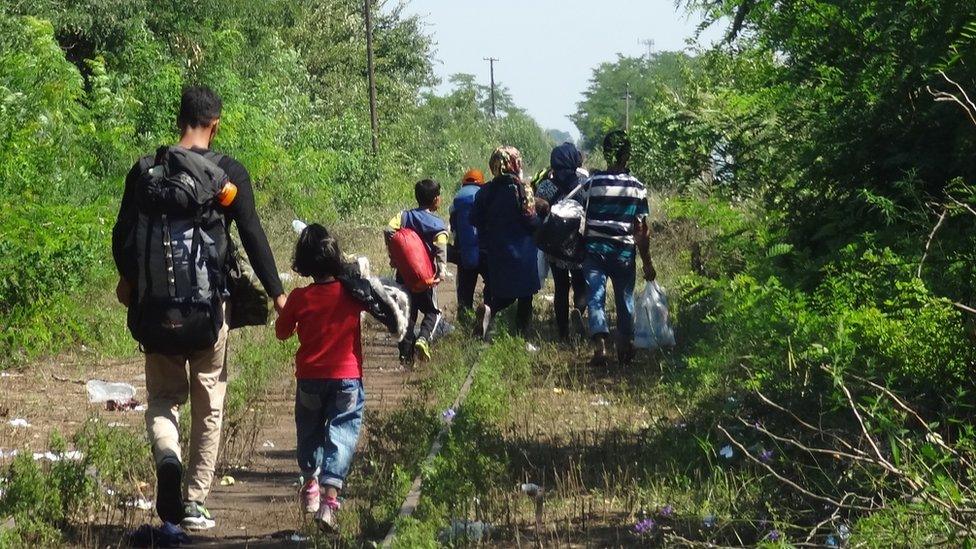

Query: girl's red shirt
left=275, top=281, right=365, bottom=380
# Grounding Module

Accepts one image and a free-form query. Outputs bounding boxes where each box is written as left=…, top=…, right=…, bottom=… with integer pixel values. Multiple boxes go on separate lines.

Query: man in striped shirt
left=581, top=131, right=656, bottom=366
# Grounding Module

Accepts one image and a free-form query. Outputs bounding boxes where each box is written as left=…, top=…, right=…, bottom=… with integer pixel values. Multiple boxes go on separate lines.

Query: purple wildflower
left=634, top=518, right=656, bottom=535
left=442, top=408, right=456, bottom=420
left=658, top=505, right=674, bottom=518
left=767, top=529, right=782, bottom=542
left=759, top=449, right=774, bottom=463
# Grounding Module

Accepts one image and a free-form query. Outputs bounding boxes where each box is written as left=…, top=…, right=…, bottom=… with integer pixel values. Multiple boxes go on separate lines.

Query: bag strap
left=143, top=215, right=155, bottom=297
left=564, top=181, right=585, bottom=201
left=578, top=178, right=593, bottom=236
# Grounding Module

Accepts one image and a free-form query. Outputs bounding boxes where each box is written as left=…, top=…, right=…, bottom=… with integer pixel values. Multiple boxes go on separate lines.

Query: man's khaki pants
left=144, top=322, right=228, bottom=504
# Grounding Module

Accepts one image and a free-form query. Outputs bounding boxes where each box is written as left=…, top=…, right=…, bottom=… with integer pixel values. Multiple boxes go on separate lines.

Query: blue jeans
left=294, top=378, right=365, bottom=490
left=584, top=253, right=636, bottom=343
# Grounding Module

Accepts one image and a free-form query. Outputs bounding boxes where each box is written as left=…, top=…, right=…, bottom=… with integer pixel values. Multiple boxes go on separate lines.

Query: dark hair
left=414, top=179, right=441, bottom=208
left=292, top=224, right=344, bottom=279
left=177, top=85, right=223, bottom=130
left=603, top=130, right=631, bottom=166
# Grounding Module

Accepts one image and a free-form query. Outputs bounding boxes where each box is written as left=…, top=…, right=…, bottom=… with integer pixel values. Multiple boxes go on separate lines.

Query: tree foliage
left=572, top=51, right=692, bottom=151
left=0, top=1, right=551, bottom=363
left=569, top=1, right=976, bottom=543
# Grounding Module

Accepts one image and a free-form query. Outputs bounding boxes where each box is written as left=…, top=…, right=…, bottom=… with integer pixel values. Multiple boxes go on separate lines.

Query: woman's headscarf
left=489, top=146, right=523, bottom=179
left=550, top=142, right=583, bottom=193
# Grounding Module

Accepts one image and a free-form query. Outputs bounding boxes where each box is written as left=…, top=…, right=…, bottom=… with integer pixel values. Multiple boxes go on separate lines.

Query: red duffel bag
left=388, top=227, right=437, bottom=292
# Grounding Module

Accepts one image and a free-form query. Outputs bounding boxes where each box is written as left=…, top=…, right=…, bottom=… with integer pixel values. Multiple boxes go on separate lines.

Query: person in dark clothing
left=535, top=142, right=589, bottom=339
left=385, top=179, right=448, bottom=364
left=471, top=146, right=541, bottom=340
left=111, top=85, right=285, bottom=531
left=449, top=168, right=488, bottom=316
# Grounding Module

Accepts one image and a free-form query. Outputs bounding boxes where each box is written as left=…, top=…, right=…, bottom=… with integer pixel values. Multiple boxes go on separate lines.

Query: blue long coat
left=471, top=174, right=541, bottom=300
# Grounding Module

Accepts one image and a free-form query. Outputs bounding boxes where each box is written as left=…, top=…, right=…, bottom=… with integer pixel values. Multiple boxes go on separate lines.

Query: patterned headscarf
left=489, top=146, right=535, bottom=215
left=489, top=146, right=523, bottom=178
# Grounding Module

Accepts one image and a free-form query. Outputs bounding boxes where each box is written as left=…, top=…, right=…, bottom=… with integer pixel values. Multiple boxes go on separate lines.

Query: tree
left=572, top=51, right=692, bottom=151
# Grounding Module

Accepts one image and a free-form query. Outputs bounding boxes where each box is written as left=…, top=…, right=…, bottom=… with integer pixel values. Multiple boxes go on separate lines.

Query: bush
left=0, top=204, right=113, bottom=363
left=0, top=421, right=152, bottom=547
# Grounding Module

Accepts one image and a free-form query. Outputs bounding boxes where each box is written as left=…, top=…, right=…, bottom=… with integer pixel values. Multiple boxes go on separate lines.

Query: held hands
left=274, top=294, right=287, bottom=314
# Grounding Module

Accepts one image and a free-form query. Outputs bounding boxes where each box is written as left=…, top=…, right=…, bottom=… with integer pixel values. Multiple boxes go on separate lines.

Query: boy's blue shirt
left=400, top=208, right=448, bottom=246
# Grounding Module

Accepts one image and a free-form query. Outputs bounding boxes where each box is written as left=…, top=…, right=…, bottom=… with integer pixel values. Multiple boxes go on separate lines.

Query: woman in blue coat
left=471, top=146, right=541, bottom=340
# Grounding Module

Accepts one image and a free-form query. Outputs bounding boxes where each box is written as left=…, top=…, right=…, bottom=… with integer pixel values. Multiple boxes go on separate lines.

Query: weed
left=0, top=420, right=151, bottom=547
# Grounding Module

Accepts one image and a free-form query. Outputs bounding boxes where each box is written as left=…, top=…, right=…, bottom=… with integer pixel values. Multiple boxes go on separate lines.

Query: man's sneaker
left=155, top=457, right=184, bottom=524
left=315, top=496, right=341, bottom=532
left=181, top=501, right=215, bottom=531
left=301, top=478, right=320, bottom=513
left=472, top=304, right=491, bottom=339
left=414, top=337, right=432, bottom=362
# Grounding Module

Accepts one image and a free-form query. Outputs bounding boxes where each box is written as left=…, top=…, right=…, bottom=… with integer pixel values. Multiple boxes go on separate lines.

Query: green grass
left=0, top=418, right=153, bottom=548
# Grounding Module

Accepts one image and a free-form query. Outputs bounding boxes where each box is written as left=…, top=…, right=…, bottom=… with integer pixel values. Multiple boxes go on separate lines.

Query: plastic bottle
left=217, top=181, right=238, bottom=207
left=86, top=380, right=137, bottom=403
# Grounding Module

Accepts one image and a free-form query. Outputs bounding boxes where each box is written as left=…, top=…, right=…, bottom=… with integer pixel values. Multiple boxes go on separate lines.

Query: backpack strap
left=201, top=150, right=226, bottom=168
left=579, top=178, right=593, bottom=237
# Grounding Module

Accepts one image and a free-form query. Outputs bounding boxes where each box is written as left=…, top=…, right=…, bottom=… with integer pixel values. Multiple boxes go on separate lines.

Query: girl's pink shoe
left=315, top=495, right=340, bottom=531
left=300, top=478, right=320, bottom=513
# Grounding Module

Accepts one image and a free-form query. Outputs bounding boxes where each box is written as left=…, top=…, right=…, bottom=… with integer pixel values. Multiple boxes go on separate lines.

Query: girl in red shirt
left=276, top=224, right=365, bottom=531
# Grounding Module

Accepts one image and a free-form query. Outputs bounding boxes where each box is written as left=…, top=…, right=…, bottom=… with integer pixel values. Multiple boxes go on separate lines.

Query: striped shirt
left=581, top=170, right=649, bottom=259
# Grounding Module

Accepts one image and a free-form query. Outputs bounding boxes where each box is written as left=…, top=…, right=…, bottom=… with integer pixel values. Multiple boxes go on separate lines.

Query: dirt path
left=190, top=333, right=414, bottom=546
left=190, top=276, right=458, bottom=547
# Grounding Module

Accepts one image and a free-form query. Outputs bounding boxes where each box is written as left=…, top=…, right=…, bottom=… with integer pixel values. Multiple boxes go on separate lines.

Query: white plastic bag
left=634, top=281, right=676, bottom=350
left=86, top=380, right=137, bottom=403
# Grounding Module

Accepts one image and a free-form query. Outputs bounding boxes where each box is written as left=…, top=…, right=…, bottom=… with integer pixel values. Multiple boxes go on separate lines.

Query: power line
left=483, top=57, right=498, bottom=118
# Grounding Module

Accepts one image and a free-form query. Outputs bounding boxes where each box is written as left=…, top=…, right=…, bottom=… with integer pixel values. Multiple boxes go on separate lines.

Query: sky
left=399, top=0, right=724, bottom=140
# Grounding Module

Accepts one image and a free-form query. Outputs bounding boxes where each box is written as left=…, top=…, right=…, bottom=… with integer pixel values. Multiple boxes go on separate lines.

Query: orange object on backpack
left=388, top=228, right=437, bottom=292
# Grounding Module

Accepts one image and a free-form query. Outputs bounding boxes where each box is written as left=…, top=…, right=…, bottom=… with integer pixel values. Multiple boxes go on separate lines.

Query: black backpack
left=127, top=146, right=230, bottom=354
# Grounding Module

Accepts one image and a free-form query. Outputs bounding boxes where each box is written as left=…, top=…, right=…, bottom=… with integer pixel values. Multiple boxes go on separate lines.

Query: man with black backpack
left=112, top=85, right=286, bottom=530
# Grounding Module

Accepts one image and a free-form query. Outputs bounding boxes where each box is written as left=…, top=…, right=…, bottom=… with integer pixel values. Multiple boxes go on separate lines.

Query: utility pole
left=621, top=82, right=632, bottom=131
left=483, top=57, right=498, bottom=118
left=364, top=0, right=379, bottom=154
left=639, top=38, right=655, bottom=60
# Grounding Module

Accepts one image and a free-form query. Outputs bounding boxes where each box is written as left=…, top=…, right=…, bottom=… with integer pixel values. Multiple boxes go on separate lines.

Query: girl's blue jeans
left=294, top=378, right=365, bottom=490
